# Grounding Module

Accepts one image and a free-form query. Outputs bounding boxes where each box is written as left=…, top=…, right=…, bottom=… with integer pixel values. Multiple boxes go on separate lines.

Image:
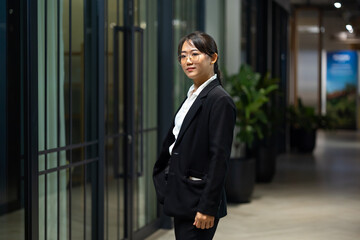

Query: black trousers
left=174, top=217, right=219, bottom=240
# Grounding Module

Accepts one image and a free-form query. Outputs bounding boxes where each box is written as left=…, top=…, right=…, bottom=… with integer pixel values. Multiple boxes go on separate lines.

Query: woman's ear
left=211, top=53, right=218, bottom=64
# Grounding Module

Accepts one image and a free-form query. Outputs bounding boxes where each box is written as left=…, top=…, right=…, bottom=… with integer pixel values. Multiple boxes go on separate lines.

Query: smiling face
left=179, top=40, right=217, bottom=85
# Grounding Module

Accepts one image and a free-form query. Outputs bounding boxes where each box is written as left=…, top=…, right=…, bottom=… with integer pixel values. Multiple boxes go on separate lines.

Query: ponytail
left=214, top=61, right=222, bottom=85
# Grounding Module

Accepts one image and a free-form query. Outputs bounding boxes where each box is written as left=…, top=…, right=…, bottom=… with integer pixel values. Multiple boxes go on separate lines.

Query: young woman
left=153, top=31, right=236, bottom=239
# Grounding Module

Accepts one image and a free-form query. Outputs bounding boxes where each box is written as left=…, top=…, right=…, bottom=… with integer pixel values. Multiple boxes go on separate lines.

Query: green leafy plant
left=225, top=64, right=278, bottom=147
left=287, top=98, right=335, bottom=132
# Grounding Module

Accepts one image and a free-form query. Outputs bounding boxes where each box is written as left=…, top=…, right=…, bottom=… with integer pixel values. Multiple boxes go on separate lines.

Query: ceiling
left=290, top=0, right=360, bottom=39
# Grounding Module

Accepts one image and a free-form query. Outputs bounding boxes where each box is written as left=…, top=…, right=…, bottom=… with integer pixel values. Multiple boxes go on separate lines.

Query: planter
left=290, top=127, right=317, bottom=153
left=225, top=157, right=255, bottom=203
left=256, top=146, right=276, bottom=183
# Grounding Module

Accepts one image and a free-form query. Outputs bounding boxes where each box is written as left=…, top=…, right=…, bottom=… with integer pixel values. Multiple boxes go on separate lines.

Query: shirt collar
left=187, top=74, right=217, bottom=98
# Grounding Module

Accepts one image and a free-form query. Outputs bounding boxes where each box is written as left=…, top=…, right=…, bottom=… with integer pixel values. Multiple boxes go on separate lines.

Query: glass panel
left=46, top=0, right=59, bottom=150
left=39, top=154, right=46, bottom=172
left=105, top=137, right=125, bottom=239
left=63, top=0, right=70, bottom=148
left=59, top=169, right=69, bottom=239
left=38, top=0, right=46, bottom=152
left=38, top=174, right=45, bottom=240
left=71, top=0, right=85, bottom=145
left=72, top=146, right=85, bottom=163
left=85, top=162, right=98, bottom=239
left=133, top=0, right=158, bottom=231
left=146, top=131, right=157, bottom=222
left=38, top=0, right=67, bottom=156
left=173, top=0, right=198, bottom=109
left=60, top=150, right=68, bottom=167
left=297, top=9, right=320, bottom=111
left=47, top=152, right=58, bottom=170
left=105, top=0, right=125, bottom=238
left=46, top=172, right=58, bottom=239
left=71, top=165, right=85, bottom=240
left=135, top=131, right=158, bottom=230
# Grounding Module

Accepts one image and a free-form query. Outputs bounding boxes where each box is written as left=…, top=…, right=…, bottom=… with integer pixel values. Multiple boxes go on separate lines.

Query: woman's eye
left=192, top=53, right=199, bottom=56
left=180, top=55, right=186, bottom=59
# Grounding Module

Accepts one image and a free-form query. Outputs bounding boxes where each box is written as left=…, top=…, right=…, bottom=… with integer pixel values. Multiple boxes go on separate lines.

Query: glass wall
left=37, top=0, right=100, bottom=239
left=173, top=0, right=198, bottom=108
left=296, top=9, right=320, bottom=111
left=104, top=0, right=158, bottom=238
left=104, top=0, right=125, bottom=238
left=133, top=0, right=158, bottom=232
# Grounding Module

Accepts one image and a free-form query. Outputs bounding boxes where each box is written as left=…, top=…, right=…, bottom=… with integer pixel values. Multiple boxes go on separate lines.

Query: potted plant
left=224, top=64, right=278, bottom=203
left=253, top=72, right=280, bottom=183
left=287, top=98, right=334, bottom=153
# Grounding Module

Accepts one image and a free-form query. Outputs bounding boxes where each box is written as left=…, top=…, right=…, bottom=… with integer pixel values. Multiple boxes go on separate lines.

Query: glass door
left=105, top=0, right=158, bottom=239
left=35, top=0, right=102, bottom=239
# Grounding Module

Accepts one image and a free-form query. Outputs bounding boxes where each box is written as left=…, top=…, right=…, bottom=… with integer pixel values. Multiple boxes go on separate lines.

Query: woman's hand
left=193, top=212, right=215, bottom=229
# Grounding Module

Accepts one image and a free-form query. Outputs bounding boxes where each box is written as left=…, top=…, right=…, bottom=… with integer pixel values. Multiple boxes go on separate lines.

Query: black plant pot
left=225, top=157, right=255, bottom=203
left=291, top=127, right=317, bottom=153
left=256, top=146, right=276, bottom=183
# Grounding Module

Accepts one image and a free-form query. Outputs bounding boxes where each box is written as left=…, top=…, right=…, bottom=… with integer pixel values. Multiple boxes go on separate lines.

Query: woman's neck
left=192, top=72, right=214, bottom=91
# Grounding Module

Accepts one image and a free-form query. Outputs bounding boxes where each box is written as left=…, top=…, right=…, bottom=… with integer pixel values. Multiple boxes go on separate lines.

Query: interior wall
left=225, top=0, right=241, bottom=75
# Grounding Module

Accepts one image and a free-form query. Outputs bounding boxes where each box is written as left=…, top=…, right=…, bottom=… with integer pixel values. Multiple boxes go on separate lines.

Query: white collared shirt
left=169, top=74, right=217, bottom=155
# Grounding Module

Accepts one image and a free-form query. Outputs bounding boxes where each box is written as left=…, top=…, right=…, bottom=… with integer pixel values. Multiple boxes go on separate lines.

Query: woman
left=153, top=31, right=236, bottom=239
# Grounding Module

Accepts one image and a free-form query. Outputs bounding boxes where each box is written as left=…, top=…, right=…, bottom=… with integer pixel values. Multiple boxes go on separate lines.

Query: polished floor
left=146, top=130, right=360, bottom=240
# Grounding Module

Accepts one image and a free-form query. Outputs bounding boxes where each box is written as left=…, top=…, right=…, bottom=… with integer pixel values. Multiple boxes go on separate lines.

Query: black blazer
left=153, top=79, right=236, bottom=220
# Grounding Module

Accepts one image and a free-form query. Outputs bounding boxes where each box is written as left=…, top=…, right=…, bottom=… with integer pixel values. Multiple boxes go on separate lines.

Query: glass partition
left=296, top=9, right=320, bottom=111
left=37, top=0, right=100, bottom=238
left=173, top=0, right=198, bottom=109
left=0, top=1, right=25, bottom=239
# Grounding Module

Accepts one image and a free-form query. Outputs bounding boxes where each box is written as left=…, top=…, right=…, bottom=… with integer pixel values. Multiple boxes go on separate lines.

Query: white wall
left=225, top=0, right=242, bottom=75
left=205, top=0, right=222, bottom=48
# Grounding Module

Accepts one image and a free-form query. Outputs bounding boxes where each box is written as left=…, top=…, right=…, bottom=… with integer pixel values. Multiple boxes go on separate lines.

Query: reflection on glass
left=46, top=172, right=58, bottom=239
left=173, top=0, right=197, bottom=108
left=105, top=136, right=125, bottom=239
left=71, top=0, right=85, bottom=145
left=71, top=165, right=84, bottom=240
left=297, top=10, right=320, bottom=111
left=72, top=146, right=84, bottom=163
left=38, top=174, right=45, bottom=240
left=59, top=169, right=69, bottom=239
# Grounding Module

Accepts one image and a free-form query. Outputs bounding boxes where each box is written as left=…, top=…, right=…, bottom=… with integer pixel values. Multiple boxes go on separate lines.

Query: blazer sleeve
left=196, top=94, right=236, bottom=216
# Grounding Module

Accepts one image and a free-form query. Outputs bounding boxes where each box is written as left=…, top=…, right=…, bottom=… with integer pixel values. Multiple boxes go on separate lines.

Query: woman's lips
left=186, top=67, right=196, bottom=72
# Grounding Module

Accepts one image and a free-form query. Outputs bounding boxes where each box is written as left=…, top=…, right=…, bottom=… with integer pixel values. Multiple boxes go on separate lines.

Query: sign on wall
left=326, top=51, right=358, bottom=129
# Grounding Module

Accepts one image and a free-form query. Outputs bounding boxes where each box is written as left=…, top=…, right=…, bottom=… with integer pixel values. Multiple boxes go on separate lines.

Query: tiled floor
left=146, top=130, right=360, bottom=240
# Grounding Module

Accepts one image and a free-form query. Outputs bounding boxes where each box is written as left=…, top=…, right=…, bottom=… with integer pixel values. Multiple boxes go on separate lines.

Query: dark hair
left=177, top=31, right=222, bottom=84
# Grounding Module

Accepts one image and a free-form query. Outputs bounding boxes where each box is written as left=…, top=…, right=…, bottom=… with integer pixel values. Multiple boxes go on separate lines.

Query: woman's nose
left=186, top=56, right=193, bottom=64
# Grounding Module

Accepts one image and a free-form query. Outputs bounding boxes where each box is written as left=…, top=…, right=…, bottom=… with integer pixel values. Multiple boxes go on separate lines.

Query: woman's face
left=179, top=40, right=217, bottom=82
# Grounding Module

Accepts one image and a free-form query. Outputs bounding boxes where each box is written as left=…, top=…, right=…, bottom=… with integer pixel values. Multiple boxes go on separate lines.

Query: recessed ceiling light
left=346, top=24, right=353, bottom=33
left=334, top=2, right=342, bottom=8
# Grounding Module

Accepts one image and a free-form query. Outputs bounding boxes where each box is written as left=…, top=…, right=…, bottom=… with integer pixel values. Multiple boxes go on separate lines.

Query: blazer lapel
left=174, top=79, right=220, bottom=147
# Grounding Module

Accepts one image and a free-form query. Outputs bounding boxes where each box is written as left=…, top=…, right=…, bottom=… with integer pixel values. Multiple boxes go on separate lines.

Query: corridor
left=147, top=130, right=360, bottom=240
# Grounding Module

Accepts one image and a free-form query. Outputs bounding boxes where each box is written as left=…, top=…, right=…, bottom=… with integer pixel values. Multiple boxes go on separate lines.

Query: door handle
left=112, top=26, right=144, bottom=179
left=132, top=26, right=144, bottom=178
